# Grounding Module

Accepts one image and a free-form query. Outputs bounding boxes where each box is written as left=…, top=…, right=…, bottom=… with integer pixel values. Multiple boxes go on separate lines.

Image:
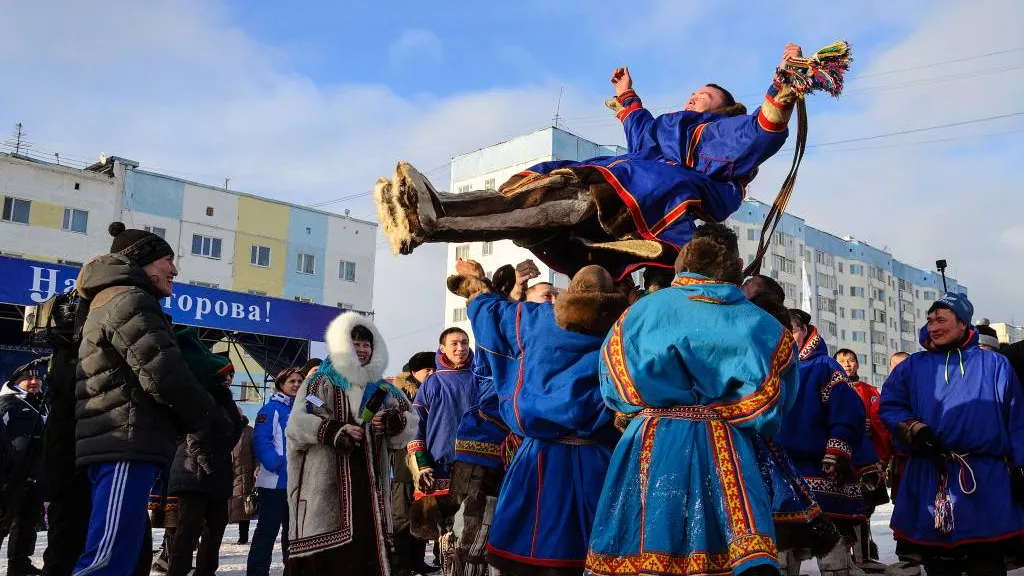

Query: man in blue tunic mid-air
left=375, top=43, right=852, bottom=280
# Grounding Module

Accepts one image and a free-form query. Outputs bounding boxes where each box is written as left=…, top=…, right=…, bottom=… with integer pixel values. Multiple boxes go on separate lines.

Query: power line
left=802, top=112, right=1024, bottom=149
left=559, top=48, right=1024, bottom=125
left=307, top=161, right=452, bottom=208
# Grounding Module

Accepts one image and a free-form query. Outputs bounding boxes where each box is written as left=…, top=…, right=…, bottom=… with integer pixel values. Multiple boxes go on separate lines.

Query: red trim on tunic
left=486, top=543, right=586, bottom=568
left=617, top=102, right=643, bottom=122
left=512, top=303, right=526, bottom=432
left=890, top=528, right=1024, bottom=549
left=685, top=123, right=709, bottom=168
left=531, top=450, right=544, bottom=557
left=650, top=199, right=702, bottom=236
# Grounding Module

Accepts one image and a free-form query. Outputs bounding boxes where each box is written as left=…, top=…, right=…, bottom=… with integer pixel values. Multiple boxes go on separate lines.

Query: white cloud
left=1, top=0, right=1021, bottom=369
left=0, top=0, right=601, bottom=371
left=388, top=28, right=444, bottom=67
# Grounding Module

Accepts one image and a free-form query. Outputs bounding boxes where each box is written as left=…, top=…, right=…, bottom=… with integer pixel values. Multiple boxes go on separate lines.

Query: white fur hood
left=324, top=311, right=389, bottom=388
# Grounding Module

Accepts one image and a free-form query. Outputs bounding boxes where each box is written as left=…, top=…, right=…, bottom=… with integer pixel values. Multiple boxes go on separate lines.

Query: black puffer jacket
left=75, top=254, right=214, bottom=467
left=169, top=385, right=243, bottom=499
left=0, top=383, right=48, bottom=483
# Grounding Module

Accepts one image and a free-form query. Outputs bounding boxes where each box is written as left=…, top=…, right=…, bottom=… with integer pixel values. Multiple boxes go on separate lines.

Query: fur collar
left=393, top=372, right=420, bottom=400
left=324, top=311, right=389, bottom=388
left=554, top=291, right=628, bottom=337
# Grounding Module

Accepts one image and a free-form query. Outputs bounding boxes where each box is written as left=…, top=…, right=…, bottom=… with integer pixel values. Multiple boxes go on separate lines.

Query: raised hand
left=780, top=43, right=803, bottom=68
left=610, top=67, right=632, bottom=96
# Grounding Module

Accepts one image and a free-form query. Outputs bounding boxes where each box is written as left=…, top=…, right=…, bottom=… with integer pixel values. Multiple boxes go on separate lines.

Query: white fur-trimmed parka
left=285, top=312, right=418, bottom=566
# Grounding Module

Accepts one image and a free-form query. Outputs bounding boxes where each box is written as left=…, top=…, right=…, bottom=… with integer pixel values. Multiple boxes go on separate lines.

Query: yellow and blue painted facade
left=120, top=169, right=375, bottom=311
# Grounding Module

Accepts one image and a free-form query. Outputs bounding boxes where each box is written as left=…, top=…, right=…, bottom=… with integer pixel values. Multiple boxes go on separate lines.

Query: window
left=923, top=290, right=936, bottom=300
left=772, top=255, right=795, bottom=274
left=858, top=354, right=867, bottom=365
left=191, top=234, right=222, bottom=259
left=917, top=309, right=922, bottom=319
left=869, top=266, right=886, bottom=281
left=62, top=208, right=89, bottom=233
left=482, top=241, right=494, bottom=256
left=296, top=253, right=316, bottom=275
left=816, top=296, right=836, bottom=313
left=852, top=331, right=867, bottom=342
left=816, top=273, right=837, bottom=290
left=453, top=307, right=467, bottom=322
left=247, top=289, right=267, bottom=296
left=839, top=307, right=845, bottom=318
left=206, top=206, right=215, bottom=217
left=250, top=245, right=271, bottom=267
left=455, top=244, right=470, bottom=259
left=782, top=282, right=797, bottom=300
left=901, top=320, right=915, bottom=333
left=872, top=330, right=887, bottom=343
left=144, top=225, right=166, bottom=238
left=840, top=329, right=847, bottom=340
left=850, top=286, right=866, bottom=298
left=839, top=284, right=844, bottom=295
left=916, top=289, right=920, bottom=298
left=484, top=178, right=496, bottom=190
left=747, top=229, right=759, bottom=241
left=872, top=309, right=887, bottom=323
left=838, top=262, right=844, bottom=273
left=849, top=264, right=864, bottom=275
left=852, top=309, right=867, bottom=320
left=457, top=184, right=471, bottom=193
left=294, top=296, right=314, bottom=303
left=188, top=280, right=219, bottom=288
left=823, top=320, right=837, bottom=337
left=815, top=250, right=833, bottom=267
left=872, top=287, right=886, bottom=300
left=339, top=260, right=356, bottom=282
left=1, top=197, right=30, bottom=224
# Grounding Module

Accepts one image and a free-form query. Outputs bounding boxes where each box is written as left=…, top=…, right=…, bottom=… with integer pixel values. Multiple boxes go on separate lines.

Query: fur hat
left=554, top=265, right=628, bottom=336
left=406, top=351, right=436, bottom=374
left=108, top=221, right=174, bottom=267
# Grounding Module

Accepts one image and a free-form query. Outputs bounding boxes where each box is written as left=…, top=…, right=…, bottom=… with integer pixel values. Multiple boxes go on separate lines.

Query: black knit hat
left=407, top=351, right=436, bottom=373
left=108, top=221, right=174, bottom=267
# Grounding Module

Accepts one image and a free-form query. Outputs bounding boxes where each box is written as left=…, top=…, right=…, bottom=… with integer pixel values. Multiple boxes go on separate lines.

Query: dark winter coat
left=0, top=382, right=48, bottom=483
left=169, top=385, right=244, bottom=500
left=75, top=254, right=214, bottom=467
left=228, top=424, right=256, bottom=523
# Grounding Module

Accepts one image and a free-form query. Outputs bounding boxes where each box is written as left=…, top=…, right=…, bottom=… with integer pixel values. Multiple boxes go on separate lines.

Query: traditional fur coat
left=285, top=312, right=418, bottom=569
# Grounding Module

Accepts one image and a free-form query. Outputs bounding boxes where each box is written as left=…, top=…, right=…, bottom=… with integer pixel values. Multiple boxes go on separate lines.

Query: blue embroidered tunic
left=408, top=349, right=478, bottom=498
left=879, top=326, right=1024, bottom=548
left=509, top=88, right=788, bottom=279
left=453, top=348, right=509, bottom=470
left=774, top=326, right=871, bottom=522
left=468, top=292, right=617, bottom=570
left=586, top=273, right=798, bottom=576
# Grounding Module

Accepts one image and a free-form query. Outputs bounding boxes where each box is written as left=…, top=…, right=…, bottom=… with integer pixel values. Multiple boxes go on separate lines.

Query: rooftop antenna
left=4, top=123, right=32, bottom=156
left=224, top=177, right=230, bottom=191
left=936, top=259, right=948, bottom=292
left=553, top=86, right=565, bottom=129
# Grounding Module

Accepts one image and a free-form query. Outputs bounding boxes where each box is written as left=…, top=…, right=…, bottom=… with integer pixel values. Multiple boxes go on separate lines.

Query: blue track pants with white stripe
left=73, top=461, right=160, bottom=576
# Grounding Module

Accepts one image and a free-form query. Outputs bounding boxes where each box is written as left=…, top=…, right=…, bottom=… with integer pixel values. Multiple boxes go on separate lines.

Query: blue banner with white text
left=0, top=255, right=338, bottom=341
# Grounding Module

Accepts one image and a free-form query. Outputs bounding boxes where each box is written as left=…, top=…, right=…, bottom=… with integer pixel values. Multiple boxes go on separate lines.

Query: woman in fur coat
left=285, top=312, right=419, bottom=575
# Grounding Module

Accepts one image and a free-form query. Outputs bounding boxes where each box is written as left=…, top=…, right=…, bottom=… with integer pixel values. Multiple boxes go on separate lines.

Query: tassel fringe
left=775, top=40, right=853, bottom=98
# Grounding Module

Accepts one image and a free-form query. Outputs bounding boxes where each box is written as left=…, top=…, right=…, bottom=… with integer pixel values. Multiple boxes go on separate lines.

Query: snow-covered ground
left=1, top=504, right=1021, bottom=575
